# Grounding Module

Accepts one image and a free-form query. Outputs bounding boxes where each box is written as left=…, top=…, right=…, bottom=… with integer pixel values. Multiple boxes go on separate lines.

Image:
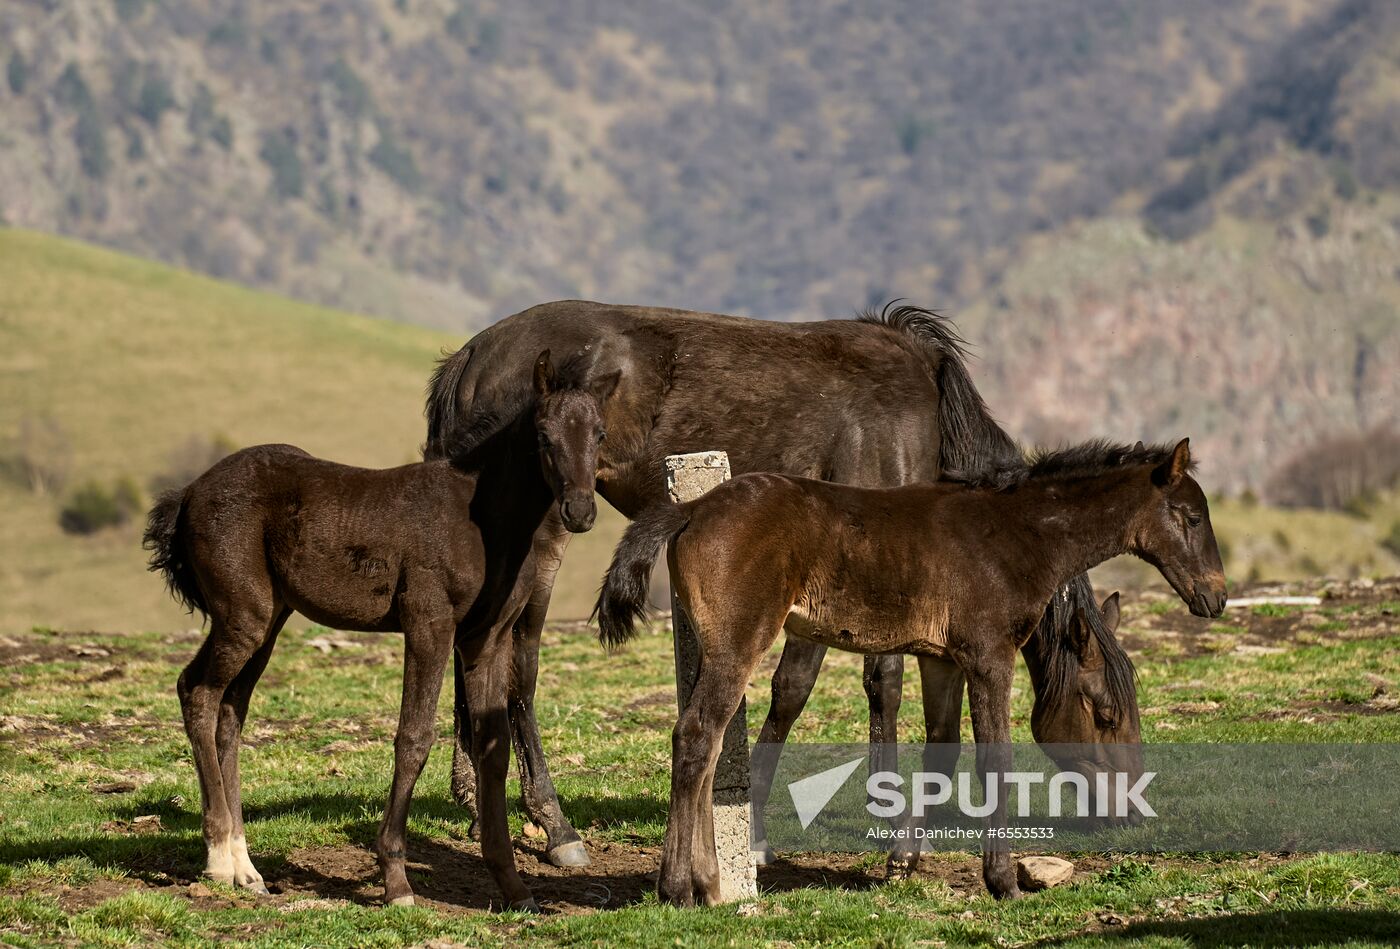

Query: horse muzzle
left=560, top=494, right=597, bottom=533
left=1189, top=584, right=1227, bottom=618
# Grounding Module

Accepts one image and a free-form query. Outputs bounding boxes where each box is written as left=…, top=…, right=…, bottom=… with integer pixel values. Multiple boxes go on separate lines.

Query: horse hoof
left=886, top=855, right=919, bottom=881
left=242, top=882, right=270, bottom=896
left=509, top=897, right=541, bottom=914
left=752, top=844, right=777, bottom=866
left=546, top=841, right=591, bottom=867
left=387, top=894, right=415, bottom=908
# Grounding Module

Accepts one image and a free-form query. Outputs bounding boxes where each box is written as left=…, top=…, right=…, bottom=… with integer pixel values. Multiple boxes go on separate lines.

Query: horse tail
left=857, top=302, right=1020, bottom=475
left=593, top=502, right=692, bottom=649
left=142, top=488, right=207, bottom=621
left=424, top=341, right=474, bottom=460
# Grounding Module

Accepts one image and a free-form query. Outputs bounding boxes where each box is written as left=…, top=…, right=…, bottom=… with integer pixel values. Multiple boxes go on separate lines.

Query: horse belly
left=276, top=547, right=402, bottom=633
left=785, top=598, right=950, bottom=658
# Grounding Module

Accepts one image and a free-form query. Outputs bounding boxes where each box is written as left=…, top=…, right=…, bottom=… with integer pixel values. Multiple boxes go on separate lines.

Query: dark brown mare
left=142, top=352, right=615, bottom=911
left=425, top=300, right=1141, bottom=871
left=595, top=439, right=1227, bottom=906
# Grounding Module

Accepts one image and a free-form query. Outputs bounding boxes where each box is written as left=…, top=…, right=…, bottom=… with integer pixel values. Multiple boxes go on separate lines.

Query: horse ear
left=1070, top=607, right=1093, bottom=657
left=1100, top=592, right=1121, bottom=633
left=533, top=350, right=555, bottom=396
left=1132, top=440, right=1145, bottom=452
left=1152, top=437, right=1191, bottom=488
left=589, top=370, right=621, bottom=403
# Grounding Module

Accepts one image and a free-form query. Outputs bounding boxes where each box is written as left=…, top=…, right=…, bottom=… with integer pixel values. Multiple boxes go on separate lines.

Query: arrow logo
left=788, top=756, right=864, bottom=829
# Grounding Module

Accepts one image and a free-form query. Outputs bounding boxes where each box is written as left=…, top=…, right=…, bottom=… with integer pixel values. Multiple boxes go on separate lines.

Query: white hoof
left=388, top=895, right=415, bottom=908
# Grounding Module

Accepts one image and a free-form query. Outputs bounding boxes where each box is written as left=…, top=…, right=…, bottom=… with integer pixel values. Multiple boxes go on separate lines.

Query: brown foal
left=144, top=352, right=615, bottom=911
left=596, top=438, right=1227, bottom=906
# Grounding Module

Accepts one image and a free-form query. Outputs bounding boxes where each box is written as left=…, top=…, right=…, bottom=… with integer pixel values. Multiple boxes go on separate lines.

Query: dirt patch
left=1119, top=578, right=1400, bottom=660
left=270, top=839, right=989, bottom=914
left=0, top=714, right=161, bottom=750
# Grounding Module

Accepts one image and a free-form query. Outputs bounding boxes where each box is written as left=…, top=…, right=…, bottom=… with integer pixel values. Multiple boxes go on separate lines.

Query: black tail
left=424, top=342, right=474, bottom=460
left=858, top=302, right=1021, bottom=474
left=142, top=488, right=207, bottom=621
left=593, top=502, right=692, bottom=649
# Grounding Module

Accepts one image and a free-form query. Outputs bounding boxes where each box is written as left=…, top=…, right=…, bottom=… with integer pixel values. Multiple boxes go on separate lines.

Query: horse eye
left=1095, top=707, right=1118, bottom=729
left=597, top=430, right=607, bottom=443
left=1186, top=513, right=1202, bottom=528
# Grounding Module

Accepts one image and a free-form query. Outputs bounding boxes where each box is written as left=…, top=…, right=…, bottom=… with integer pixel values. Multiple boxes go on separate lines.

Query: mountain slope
left=0, top=0, right=1341, bottom=328
left=958, top=0, right=1400, bottom=492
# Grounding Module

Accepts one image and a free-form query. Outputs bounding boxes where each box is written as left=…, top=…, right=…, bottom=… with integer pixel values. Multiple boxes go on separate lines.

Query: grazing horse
left=595, top=439, right=1227, bottom=906
left=425, top=300, right=1140, bottom=871
left=143, top=352, right=614, bottom=911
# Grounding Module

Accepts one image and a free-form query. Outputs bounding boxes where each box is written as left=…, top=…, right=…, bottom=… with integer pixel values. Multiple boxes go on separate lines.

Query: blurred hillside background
left=2, top=0, right=1399, bottom=631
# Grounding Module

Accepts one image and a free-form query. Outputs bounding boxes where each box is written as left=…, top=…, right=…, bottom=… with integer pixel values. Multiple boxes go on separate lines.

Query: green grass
left=2, top=599, right=1398, bottom=946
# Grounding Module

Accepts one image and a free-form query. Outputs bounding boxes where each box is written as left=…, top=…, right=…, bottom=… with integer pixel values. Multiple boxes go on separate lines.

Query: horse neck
left=1009, top=471, right=1150, bottom=604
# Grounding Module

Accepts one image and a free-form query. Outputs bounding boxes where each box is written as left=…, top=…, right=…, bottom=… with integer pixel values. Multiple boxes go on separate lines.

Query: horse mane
left=947, top=439, right=1194, bottom=491
left=424, top=344, right=478, bottom=461
left=433, top=352, right=599, bottom=467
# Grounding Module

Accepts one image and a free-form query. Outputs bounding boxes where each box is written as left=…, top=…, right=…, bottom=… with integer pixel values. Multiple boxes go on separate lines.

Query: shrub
left=369, top=130, right=421, bottom=191
left=1266, top=426, right=1400, bottom=511
left=1382, top=521, right=1400, bottom=559
left=0, top=415, right=72, bottom=495
left=258, top=130, right=304, bottom=198
left=136, top=74, right=175, bottom=126
left=59, top=477, right=141, bottom=535
left=74, top=105, right=110, bottom=179
left=6, top=51, right=27, bottom=94
left=327, top=59, right=372, bottom=119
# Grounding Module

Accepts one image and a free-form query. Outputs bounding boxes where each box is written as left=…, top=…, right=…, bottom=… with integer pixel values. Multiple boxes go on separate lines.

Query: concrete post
left=664, top=450, right=758, bottom=902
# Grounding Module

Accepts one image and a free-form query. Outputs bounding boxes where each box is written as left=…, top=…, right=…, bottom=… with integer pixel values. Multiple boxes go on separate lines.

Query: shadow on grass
left=1044, top=909, right=1400, bottom=947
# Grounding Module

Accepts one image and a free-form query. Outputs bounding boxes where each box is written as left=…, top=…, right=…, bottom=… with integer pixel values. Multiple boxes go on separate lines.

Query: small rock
left=1017, top=856, right=1075, bottom=891
left=68, top=644, right=111, bottom=658
left=131, top=814, right=163, bottom=834
left=522, top=821, right=546, bottom=840
left=735, top=902, right=761, bottom=917
left=1098, top=911, right=1128, bottom=926
left=91, top=780, right=138, bottom=794
left=188, top=882, right=214, bottom=898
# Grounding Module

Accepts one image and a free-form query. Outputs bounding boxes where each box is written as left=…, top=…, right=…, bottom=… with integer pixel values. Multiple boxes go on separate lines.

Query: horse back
left=181, top=446, right=486, bottom=632
left=444, top=301, right=943, bottom=516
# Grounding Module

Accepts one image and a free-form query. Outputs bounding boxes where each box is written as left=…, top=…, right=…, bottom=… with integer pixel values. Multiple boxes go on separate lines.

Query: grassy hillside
left=0, top=228, right=625, bottom=633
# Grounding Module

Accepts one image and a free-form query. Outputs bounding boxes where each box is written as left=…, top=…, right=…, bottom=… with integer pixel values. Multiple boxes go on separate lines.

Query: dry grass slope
left=0, top=228, right=626, bottom=632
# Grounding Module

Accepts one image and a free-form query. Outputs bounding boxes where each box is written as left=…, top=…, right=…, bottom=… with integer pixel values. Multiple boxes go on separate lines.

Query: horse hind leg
left=215, top=605, right=291, bottom=893
left=887, top=656, right=965, bottom=880
left=750, top=635, right=828, bottom=865
left=377, top=607, right=456, bottom=907
left=177, top=594, right=279, bottom=887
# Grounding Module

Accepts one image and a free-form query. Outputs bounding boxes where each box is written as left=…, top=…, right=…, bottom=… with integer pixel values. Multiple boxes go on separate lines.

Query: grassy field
left=0, top=228, right=628, bottom=632
left=2, top=580, right=1398, bottom=946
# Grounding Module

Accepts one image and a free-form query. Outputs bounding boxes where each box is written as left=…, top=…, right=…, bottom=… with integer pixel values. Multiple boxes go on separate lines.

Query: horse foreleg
left=465, top=617, right=539, bottom=912
left=508, top=522, right=588, bottom=866
left=750, top=634, right=828, bottom=865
